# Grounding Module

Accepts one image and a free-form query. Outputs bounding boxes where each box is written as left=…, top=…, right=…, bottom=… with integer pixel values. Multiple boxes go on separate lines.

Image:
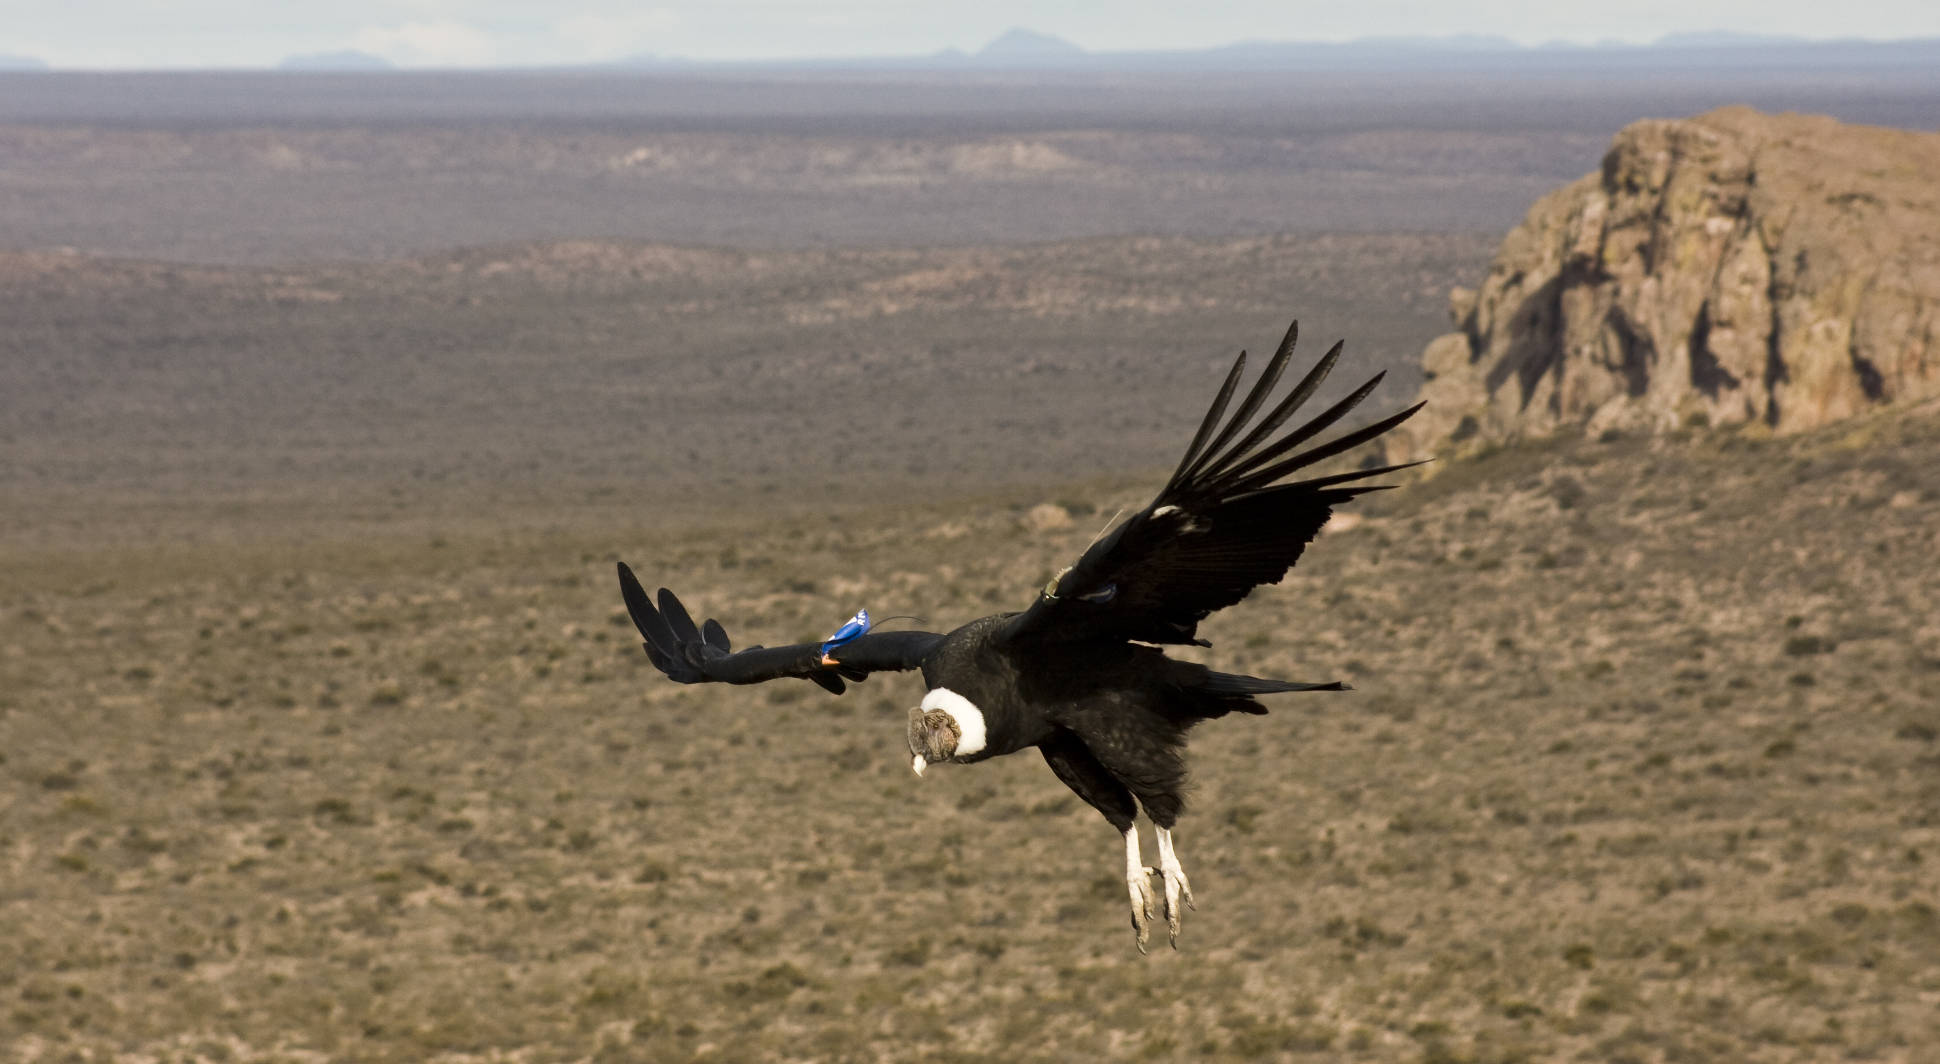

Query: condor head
left=906, top=688, right=987, bottom=776
left=906, top=706, right=960, bottom=776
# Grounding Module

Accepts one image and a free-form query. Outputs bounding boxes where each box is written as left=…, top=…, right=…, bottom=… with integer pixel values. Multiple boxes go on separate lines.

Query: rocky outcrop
left=1389, top=107, right=1940, bottom=461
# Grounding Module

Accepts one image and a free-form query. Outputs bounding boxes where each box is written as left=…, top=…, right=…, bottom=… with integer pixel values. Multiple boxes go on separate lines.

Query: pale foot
left=1123, top=827, right=1159, bottom=953
left=1154, top=825, right=1197, bottom=949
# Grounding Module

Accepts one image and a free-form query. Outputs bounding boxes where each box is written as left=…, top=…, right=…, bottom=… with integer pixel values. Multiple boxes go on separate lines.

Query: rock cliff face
left=1389, top=107, right=1940, bottom=460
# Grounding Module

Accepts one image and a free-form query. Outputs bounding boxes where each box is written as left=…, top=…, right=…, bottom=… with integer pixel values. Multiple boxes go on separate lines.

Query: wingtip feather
left=702, top=618, right=732, bottom=652
left=657, top=588, right=702, bottom=644
left=1163, top=348, right=1249, bottom=493
left=1173, top=319, right=1307, bottom=487
left=617, top=563, right=672, bottom=646
left=1186, top=338, right=1350, bottom=492
left=809, top=672, right=846, bottom=695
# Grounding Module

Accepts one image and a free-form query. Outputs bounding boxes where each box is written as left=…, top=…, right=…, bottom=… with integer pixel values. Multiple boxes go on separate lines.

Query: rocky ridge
left=1389, top=107, right=1940, bottom=460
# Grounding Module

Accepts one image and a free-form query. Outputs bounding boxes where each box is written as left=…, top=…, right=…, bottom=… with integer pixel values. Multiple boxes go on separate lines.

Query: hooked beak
left=911, top=754, right=927, bottom=777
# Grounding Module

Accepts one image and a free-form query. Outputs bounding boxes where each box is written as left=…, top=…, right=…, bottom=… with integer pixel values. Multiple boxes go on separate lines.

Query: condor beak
left=911, top=755, right=927, bottom=777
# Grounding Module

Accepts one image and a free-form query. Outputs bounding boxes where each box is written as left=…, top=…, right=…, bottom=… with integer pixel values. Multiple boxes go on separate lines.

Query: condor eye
left=1077, top=584, right=1117, bottom=604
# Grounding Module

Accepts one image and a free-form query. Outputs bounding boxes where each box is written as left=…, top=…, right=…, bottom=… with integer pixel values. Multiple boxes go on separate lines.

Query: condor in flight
left=618, top=321, right=1420, bottom=952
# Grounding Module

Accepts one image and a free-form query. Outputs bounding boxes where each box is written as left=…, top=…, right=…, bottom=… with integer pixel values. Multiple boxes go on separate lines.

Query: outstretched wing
left=617, top=563, right=942, bottom=694
left=1002, top=320, right=1422, bottom=648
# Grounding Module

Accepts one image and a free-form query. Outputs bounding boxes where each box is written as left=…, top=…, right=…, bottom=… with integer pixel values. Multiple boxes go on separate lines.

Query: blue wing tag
left=819, top=608, right=871, bottom=656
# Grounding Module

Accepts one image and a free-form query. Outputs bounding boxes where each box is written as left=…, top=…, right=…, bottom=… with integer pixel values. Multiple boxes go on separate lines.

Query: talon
left=1124, top=827, right=1159, bottom=953
left=1129, top=879, right=1157, bottom=952
left=1131, top=874, right=1158, bottom=922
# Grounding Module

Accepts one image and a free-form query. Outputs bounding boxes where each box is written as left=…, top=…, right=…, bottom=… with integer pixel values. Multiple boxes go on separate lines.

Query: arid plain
left=4, top=71, right=1939, bottom=1062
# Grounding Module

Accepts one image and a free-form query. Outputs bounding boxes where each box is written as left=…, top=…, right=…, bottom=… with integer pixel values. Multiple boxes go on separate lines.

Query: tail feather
left=1200, top=670, right=1349, bottom=696
left=1193, top=670, right=1349, bottom=716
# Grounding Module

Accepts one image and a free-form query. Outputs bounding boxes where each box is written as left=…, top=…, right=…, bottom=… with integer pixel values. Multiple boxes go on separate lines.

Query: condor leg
left=1040, top=735, right=1156, bottom=952
left=1153, top=824, right=1196, bottom=948
left=1120, top=827, right=1161, bottom=952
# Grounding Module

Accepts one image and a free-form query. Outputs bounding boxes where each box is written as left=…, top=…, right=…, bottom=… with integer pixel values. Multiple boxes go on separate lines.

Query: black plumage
left=618, top=319, right=1421, bottom=951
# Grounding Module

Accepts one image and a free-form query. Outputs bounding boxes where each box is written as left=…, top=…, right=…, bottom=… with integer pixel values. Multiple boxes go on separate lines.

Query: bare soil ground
left=5, top=394, right=1938, bottom=1063
left=0, top=231, right=1491, bottom=550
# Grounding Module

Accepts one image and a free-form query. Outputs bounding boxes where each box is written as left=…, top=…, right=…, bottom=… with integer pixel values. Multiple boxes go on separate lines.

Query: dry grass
left=5, top=405, right=1938, bottom=1062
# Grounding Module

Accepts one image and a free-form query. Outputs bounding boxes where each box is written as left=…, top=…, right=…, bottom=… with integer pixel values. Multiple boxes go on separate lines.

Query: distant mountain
left=1339, top=34, right=1522, bottom=51
left=610, top=53, right=699, bottom=70
left=1653, top=31, right=1809, bottom=48
left=506, top=29, right=1940, bottom=76
left=1180, top=33, right=1940, bottom=72
left=277, top=50, right=393, bottom=72
left=0, top=54, right=48, bottom=71
left=976, top=28, right=1085, bottom=63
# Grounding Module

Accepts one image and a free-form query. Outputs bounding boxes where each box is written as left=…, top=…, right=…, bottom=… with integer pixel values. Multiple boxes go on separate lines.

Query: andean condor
left=617, top=320, right=1420, bottom=951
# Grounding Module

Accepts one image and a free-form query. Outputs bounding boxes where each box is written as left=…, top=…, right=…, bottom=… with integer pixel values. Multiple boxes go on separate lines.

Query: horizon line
left=6, top=29, right=1939, bottom=74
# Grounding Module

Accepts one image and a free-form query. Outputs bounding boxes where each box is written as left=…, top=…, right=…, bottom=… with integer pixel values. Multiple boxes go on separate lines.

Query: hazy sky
left=4, top=0, right=1935, bottom=68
